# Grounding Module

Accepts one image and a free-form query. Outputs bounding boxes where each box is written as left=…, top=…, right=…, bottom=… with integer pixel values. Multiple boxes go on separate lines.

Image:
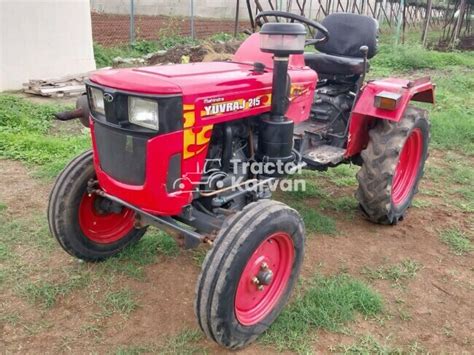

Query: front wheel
left=356, top=106, right=430, bottom=224
left=195, top=200, right=305, bottom=349
left=48, top=150, right=146, bottom=261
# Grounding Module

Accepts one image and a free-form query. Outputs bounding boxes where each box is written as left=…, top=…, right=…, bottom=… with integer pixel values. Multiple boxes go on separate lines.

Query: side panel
left=345, top=77, right=434, bottom=157
left=91, top=120, right=194, bottom=216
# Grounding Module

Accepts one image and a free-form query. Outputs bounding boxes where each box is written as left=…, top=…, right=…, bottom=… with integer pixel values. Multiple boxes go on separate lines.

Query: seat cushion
left=315, top=13, right=378, bottom=59
left=304, top=52, right=365, bottom=76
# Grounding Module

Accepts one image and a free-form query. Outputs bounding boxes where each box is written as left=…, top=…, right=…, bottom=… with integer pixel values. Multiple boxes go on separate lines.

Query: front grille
left=95, top=122, right=147, bottom=185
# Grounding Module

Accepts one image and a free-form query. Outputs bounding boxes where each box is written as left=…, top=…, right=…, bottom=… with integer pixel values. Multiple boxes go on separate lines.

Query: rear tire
left=48, top=150, right=146, bottom=261
left=195, top=200, right=305, bottom=349
left=355, top=106, right=430, bottom=224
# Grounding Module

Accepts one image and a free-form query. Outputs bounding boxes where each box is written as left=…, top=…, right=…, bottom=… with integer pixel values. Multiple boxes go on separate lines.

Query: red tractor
left=49, top=12, right=433, bottom=349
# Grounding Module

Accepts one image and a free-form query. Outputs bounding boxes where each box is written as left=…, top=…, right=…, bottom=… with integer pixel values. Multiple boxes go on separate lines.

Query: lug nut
left=257, top=285, right=264, bottom=291
left=261, top=262, right=268, bottom=270
left=252, top=277, right=260, bottom=285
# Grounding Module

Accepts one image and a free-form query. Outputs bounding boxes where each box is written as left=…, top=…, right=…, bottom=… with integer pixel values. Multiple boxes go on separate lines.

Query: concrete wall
left=91, top=0, right=249, bottom=19
left=0, top=0, right=96, bottom=91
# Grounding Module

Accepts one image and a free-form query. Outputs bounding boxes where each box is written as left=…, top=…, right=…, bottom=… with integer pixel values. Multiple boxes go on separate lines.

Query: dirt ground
left=0, top=152, right=473, bottom=353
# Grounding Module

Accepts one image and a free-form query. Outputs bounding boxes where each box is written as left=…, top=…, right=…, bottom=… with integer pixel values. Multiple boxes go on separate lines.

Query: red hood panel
left=90, top=62, right=268, bottom=96
left=89, top=68, right=182, bottom=95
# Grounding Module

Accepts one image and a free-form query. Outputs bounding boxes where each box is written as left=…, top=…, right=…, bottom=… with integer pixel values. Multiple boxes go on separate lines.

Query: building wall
left=91, top=0, right=249, bottom=19
left=0, top=0, right=96, bottom=91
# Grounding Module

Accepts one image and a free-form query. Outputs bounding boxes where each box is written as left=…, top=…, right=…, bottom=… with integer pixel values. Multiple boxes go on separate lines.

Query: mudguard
left=345, top=77, right=435, bottom=157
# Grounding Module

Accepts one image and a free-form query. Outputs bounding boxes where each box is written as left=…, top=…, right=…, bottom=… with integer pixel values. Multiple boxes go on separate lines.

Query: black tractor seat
left=304, top=52, right=366, bottom=76
left=304, top=12, right=378, bottom=76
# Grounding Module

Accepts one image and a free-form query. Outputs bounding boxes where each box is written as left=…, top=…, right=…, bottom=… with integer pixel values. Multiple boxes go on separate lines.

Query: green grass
left=285, top=199, right=337, bottom=235
left=361, top=259, right=421, bottom=284
left=102, top=289, right=138, bottom=317
left=318, top=164, right=359, bottom=187
left=0, top=95, right=90, bottom=178
left=159, top=329, right=206, bottom=354
left=300, top=208, right=337, bottom=235
left=373, top=43, right=474, bottom=73
left=368, top=37, right=474, bottom=156
left=261, top=274, right=383, bottom=353
left=439, top=228, right=473, bottom=255
left=114, top=329, right=205, bottom=354
left=332, top=335, right=403, bottom=354
left=18, top=274, right=90, bottom=308
left=100, top=229, right=178, bottom=280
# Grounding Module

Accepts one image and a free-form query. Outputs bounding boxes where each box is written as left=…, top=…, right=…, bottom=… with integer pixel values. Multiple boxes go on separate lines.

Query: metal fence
left=90, top=0, right=472, bottom=48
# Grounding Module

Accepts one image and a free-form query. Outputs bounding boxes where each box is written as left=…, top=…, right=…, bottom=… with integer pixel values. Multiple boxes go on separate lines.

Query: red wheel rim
left=78, top=193, right=136, bottom=244
left=235, top=232, right=294, bottom=326
left=392, top=128, right=423, bottom=206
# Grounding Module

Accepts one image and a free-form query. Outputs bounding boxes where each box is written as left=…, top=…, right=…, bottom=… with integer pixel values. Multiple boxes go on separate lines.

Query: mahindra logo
left=103, top=93, right=114, bottom=103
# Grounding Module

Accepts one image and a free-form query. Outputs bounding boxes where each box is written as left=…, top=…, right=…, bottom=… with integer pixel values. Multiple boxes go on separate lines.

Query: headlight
left=90, top=87, right=105, bottom=115
left=128, top=97, right=159, bottom=130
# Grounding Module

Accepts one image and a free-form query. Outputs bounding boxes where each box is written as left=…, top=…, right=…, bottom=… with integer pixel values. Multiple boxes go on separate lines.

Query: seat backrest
left=315, top=13, right=378, bottom=59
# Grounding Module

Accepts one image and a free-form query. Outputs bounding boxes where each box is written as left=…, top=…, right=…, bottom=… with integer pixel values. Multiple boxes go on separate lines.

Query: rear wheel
left=48, top=150, right=146, bottom=261
left=355, top=106, right=430, bottom=224
left=195, top=200, right=305, bottom=349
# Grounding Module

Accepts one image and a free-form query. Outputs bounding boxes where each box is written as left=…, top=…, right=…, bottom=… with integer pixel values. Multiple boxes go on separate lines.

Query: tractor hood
left=89, top=61, right=317, bottom=124
left=90, top=62, right=269, bottom=96
left=89, top=61, right=314, bottom=97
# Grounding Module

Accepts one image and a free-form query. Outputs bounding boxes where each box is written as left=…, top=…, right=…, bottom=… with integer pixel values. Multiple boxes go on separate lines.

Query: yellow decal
left=290, top=84, right=311, bottom=101
left=183, top=104, right=213, bottom=159
left=201, top=94, right=271, bottom=118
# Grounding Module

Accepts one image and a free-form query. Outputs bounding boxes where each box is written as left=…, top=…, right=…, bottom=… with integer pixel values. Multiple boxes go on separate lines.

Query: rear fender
left=345, top=77, right=434, bottom=157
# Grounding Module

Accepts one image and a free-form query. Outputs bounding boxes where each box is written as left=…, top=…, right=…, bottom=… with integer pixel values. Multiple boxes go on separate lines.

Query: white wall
left=91, top=0, right=249, bottom=19
left=0, top=0, right=96, bottom=91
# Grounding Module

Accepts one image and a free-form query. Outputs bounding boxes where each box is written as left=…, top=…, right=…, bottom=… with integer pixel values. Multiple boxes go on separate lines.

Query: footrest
left=303, top=145, right=346, bottom=165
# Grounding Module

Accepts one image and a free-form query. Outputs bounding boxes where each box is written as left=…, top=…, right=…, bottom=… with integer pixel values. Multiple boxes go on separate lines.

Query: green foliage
left=114, top=329, right=205, bottom=355
left=159, top=329, right=206, bottom=354
left=131, top=40, right=159, bottom=55
left=429, top=73, right=474, bottom=155
left=261, top=274, right=383, bottom=352
left=0, top=95, right=64, bottom=133
left=299, top=207, right=337, bottom=235
left=333, top=335, right=403, bottom=354
left=439, top=228, right=473, bottom=255
left=156, top=22, right=197, bottom=50
left=18, top=274, right=90, bottom=308
left=318, top=164, right=359, bottom=187
left=373, top=43, right=474, bottom=72
left=369, top=39, right=474, bottom=155
left=100, top=229, right=178, bottom=280
left=0, top=95, right=90, bottom=177
left=361, top=259, right=421, bottom=284
left=207, top=32, right=247, bottom=42
left=102, top=289, right=138, bottom=317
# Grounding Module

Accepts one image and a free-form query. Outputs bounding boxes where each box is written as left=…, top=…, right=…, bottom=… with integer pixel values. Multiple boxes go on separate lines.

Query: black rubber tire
left=355, top=106, right=430, bottom=225
left=47, top=150, right=146, bottom=261
left=194, top=200, right=305, bottom=349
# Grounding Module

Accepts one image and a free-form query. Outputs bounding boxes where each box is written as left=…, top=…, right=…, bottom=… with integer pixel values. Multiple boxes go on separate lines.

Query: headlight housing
left=90, top=87, right=105, bottom=115
left=128, top=97, right=159, bottom=130
left=260, top=23, right=306, bottom=55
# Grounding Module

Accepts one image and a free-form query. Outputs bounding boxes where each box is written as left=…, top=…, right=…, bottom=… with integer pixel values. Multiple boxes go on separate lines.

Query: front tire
left=48, top=150, right=146, bottom=261
left=195, top=200, right=305, bottom=349
left=355, top=106, right=430, bottom=224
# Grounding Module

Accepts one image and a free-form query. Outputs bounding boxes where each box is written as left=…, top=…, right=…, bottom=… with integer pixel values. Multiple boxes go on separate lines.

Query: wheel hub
left=252, top=262, right=274, bottom=290
left=234, top=232, right=294, bottom=326
left=78, top=192, right=136, bottom=244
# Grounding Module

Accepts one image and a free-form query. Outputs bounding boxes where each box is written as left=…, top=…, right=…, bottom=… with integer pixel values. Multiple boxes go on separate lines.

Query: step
left=303, top=145, right=346, bottom=166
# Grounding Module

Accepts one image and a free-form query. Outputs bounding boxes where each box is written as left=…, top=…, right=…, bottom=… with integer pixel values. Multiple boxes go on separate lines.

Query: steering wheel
left=255, top=11, right=329, bottom=46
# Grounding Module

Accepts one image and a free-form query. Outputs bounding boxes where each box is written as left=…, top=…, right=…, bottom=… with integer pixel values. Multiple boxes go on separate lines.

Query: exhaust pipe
left=54, top=94, right=90, bottom=127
